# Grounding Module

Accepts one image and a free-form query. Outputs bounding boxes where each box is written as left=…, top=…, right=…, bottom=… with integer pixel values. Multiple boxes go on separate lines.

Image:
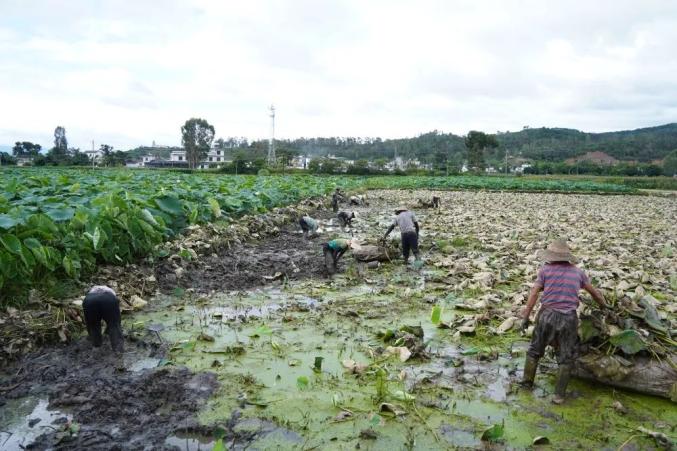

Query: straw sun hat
left=395, top=205, right=408, bottom=213
left=537, top=239, right=578, bottom=263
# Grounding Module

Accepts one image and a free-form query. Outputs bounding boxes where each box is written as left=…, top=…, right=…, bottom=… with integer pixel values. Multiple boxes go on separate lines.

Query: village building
left=84, top=149, right=104, bottom=162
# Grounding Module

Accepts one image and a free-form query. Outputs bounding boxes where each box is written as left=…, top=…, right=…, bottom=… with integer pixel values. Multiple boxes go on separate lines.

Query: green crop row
left=363, top=175, right=636, bottom=193
left=0, top=169, right=360, bottom=303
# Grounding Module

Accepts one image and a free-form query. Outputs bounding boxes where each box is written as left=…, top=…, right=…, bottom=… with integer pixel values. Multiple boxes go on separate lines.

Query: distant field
left=523, top=174, right=677, bottom=191
left=364, top=175, right=636, bottom=193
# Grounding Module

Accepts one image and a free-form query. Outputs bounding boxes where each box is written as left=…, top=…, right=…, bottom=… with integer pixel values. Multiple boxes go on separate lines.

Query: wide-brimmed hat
left=537, top=239, right=578, bottom=263
left=395, top=205, right=408, bottom=213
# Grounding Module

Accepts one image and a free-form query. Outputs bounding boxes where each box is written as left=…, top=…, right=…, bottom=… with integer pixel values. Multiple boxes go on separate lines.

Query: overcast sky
left=1, top=0, right=676, bottom=150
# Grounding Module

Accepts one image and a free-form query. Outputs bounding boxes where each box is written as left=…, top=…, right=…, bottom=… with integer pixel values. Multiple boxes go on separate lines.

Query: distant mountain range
left=251, top=123, right=677, bottom=164
left=491, top=123, right=677, bottom=162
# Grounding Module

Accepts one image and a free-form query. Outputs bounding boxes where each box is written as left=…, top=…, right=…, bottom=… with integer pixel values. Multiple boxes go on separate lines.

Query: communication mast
left=267, top=104, right=276, bottom=166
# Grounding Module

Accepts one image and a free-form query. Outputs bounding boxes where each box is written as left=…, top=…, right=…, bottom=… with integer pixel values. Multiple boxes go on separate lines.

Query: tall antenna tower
left=267, top=104, right=276, bottom=166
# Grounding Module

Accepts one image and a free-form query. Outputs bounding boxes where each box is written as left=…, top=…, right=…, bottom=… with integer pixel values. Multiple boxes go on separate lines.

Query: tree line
left=3, top=120, right=676, bottom=176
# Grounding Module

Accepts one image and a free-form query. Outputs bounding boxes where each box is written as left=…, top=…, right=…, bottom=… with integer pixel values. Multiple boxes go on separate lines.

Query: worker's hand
left=520, top=318, right=531, bottom=333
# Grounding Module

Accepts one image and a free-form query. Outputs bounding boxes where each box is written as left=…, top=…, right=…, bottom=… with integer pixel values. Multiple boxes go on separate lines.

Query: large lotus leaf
left=44, top=207, right=75, bottom=222
left=154, top=196, right=184, bottom=216
left=0, top=233, right=23, bottom=255
left=609, top=330, right=646, bottom=355
left=0, top=214, right=19, bottom=230
left=26, top=214, right=59, bottom=238
left=221, top=197, right=243, bottom=213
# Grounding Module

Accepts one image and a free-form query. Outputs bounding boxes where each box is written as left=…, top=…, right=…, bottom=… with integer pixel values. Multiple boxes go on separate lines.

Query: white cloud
left=0, top=0, right=675, bottom=149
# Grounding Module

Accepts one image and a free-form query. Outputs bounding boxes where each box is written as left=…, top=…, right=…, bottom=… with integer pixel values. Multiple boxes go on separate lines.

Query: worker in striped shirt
left=520, top=239, right=608, bottom=404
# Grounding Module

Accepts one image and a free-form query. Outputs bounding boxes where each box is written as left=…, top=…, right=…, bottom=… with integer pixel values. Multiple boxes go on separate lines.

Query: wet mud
left=155, top=211, right=340, bottom=294
left=0, top=339, right=218, bottom=450
left=157, top=229, right=326, bottom=294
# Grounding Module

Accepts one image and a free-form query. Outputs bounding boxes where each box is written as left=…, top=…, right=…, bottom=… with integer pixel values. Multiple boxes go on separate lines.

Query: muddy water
left=129, top=268, right=676, bottom=450
left=2, top=191, right=676, bottom=450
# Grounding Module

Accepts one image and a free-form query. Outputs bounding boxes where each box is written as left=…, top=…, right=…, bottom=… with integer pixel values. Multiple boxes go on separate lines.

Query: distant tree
left=465, top=131, right=498, bottom=172
left=70, top=148, right=91, bottom=166
left=277, top=148, right=299, bottom=168
left=99, top=144, right=115, bottom=166
left=347, top=159, right=370, bottom=175
left=230, top=150, right=245, bottom=174
left=643, top=164, right=662, bottom=177
left=308, top=158, right=322, bottom=173
left=181, top=118, right=215, bottom=169
left=53, top=126, right=68, bottom=155
left=12, top=141, right=42, bottom=157
left=373, top=158, right=389, bottom=172
left=100, top=144, right=113, bottom=156
left=109, top=151, right=128, bottom=166
left=664, top=150, right=677, bottom=176
left=0, top=152, right=17, bottom=165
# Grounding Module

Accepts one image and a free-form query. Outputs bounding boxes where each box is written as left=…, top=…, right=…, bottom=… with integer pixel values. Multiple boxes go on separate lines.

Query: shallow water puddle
left=0, top=398, right=71, bottom=449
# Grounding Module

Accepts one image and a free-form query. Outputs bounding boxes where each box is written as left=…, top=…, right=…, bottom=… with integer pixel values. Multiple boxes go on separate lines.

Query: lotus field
left=0, top=168, right=635, bottom=303
left=0, top=169, right=364, bottom=302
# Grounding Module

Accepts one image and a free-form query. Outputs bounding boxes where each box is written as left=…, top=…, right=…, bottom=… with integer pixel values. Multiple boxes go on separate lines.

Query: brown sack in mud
left=575, top=352, right=677, bottom=401
left=352, top=245, right=398, bottom=263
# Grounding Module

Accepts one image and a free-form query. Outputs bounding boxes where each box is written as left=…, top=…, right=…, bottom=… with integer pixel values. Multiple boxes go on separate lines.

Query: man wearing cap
left=382, top=206, right=420, bottom=265
left=520, top=239, right=608, bottom=404
left=323, top=238, right=352, bottom=274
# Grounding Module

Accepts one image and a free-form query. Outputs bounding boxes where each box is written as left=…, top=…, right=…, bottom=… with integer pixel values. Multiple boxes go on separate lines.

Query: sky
left=1, top=0, right=676, bottom=150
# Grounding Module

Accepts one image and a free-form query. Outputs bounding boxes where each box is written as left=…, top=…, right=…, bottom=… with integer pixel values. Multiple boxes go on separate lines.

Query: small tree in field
left=181, top=118, right=215, bottom=169
left=664, top=149, right=677, bottom=176
left=465, top=131, right=498, bottom=173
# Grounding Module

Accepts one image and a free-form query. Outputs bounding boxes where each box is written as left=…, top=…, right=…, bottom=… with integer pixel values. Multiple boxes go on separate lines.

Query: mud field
left=1, top=190, right=676, bottom=450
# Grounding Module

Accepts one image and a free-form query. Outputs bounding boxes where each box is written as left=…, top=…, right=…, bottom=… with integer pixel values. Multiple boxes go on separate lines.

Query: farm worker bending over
left=520, top=239, right=608, bottom=404
left=382, top=205, right=420, bottom=265
left=331, top=188, right=345, bottom=213
left=299, top=215, right=319, bottom=239
left=337, top=211, right=355, bottom=229
left=323, top=238, right=352, bottom=274
left=83, top=285, right=124, bottom=354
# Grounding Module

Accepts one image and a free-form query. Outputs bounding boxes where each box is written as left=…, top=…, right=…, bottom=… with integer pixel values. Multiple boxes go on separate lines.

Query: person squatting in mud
left=520, top=239, right=609, bottom=404
left=299, top=215, right=319, bottom=239
left=331, top=187, right=346, bottom=212
left=418, top=196, right=441, bottom=209
left=323, top=238, right=352, bottom=274
left=83, top=285, right=124, bottom=354
left=383, top=205, right=421, bottom=265
left=349, top=194, right=368, bottom=206
left=337, top=211, right=355, bottom=230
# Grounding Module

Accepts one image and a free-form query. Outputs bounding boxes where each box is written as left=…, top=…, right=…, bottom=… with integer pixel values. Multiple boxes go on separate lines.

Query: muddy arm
left=583, top=282, right=607, bottom=308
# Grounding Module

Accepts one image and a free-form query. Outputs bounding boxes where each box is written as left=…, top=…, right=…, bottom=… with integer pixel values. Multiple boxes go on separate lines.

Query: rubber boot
left=520, top=356, right=539, bottom=388
left=552, top=363, right=572, bottom=404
